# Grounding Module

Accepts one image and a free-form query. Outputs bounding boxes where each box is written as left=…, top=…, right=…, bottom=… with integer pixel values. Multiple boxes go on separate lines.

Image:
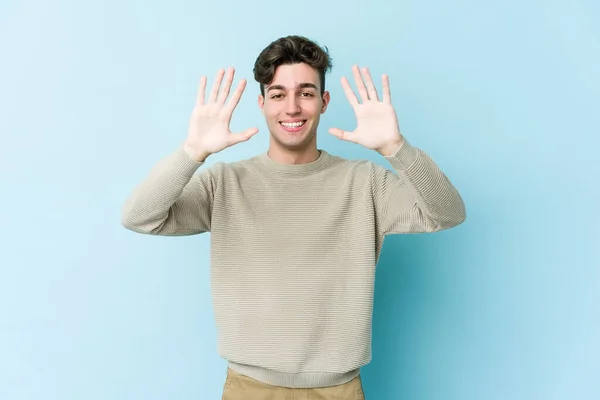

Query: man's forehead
left=264, top=63, right=321, bottom=93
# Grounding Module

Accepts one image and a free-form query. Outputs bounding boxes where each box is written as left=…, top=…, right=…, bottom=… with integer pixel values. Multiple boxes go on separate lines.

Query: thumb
left=328, top=128, right=356, bottom=143
left=229, top=127, right=259, bottom=146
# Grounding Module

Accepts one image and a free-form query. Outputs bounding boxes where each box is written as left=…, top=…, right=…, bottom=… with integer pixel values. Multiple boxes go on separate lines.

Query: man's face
left=258, top=63, right=330, bottom=152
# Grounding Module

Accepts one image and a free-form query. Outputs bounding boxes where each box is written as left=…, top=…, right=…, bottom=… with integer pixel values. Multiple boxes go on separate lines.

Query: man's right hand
left=183, top=67, right=259, bottom=162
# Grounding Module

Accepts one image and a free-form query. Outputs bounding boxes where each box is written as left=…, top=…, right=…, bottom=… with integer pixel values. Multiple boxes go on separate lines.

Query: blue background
left=1, top=0, right=598, bottom=399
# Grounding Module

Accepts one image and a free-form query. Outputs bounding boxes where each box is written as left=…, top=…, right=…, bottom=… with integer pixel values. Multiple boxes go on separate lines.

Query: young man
left=122, top=35, right=466, bottom=399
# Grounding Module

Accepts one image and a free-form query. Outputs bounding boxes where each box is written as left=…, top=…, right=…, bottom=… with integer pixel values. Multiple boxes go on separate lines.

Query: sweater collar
left=258, top=149, right=331, bottom=175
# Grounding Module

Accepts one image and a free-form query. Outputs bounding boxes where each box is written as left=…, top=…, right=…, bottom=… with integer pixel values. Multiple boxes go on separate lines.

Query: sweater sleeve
left=121, top=146, right=215, bottom=236
left=371, top=138, right=466, bottom=236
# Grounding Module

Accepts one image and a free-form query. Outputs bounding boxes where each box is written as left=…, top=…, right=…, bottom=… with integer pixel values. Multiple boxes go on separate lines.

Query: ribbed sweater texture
left=121, top=139, right=466, bottom=388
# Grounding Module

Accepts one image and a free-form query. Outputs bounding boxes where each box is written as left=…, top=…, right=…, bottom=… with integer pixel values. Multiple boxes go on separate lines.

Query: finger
left=195, top=76, right=207, bottom=106
left=361, top=67, right=379, bottom=101
left=382, top=74, right=391, bottom=103
left=340, top=77, right=359, bottom=106
left=228, top=127, right=259, bottom=146
left=352, top=65, right=369, bottom=103
left=209, top=69, right=226, bottom=103
left=218, top=67, right=235, bottom=104
left=328, top=127, right=356, bottom=143
left=225, top=78, right=247, bottom=113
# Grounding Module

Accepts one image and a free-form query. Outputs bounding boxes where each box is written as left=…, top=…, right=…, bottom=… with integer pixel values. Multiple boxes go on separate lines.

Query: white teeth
left=281, top=121, right=305, bottom=128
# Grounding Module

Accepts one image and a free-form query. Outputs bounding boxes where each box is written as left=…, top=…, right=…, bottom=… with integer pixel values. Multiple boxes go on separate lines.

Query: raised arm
left=329, top=65, right=465, bottom=235
left=372, top=139, right=466, bottom=235
left=121, top=148, right=214, bottom=235
left=121, top=67, right=259, bottom=235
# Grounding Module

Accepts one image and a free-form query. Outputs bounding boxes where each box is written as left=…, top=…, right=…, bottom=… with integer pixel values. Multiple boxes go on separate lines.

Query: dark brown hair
left=253, top=35, right=333, bottom=96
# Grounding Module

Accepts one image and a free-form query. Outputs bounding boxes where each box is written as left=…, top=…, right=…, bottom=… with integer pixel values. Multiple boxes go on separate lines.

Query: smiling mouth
left=280, top=120, right=307, bottom=132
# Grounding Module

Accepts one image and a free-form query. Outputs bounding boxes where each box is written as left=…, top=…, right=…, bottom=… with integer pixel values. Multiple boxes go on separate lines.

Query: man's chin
left=271, top=132, right=315, bottom=151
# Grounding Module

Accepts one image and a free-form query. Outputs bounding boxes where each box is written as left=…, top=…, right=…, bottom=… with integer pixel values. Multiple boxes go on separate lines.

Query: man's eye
left=271, top=94, right=283, bottom=99
left=300, top=92, right=314, bottom=97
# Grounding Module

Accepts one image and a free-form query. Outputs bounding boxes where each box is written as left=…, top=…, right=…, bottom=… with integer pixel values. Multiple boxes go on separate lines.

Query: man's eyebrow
left=266, top=83, right=318, bottom=93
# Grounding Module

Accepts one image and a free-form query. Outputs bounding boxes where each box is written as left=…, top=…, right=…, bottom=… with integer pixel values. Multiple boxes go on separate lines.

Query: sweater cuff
left=383, top=137, right=419, bottom=170
left=172, top=145, right=205, bottom=177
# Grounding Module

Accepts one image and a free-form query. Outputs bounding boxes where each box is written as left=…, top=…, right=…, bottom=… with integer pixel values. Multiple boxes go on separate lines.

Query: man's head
left=253, top=36, right=333, bottom=158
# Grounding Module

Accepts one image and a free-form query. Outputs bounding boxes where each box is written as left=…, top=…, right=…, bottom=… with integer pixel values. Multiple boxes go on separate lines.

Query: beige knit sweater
left=121, top=138, right=466, bottom=388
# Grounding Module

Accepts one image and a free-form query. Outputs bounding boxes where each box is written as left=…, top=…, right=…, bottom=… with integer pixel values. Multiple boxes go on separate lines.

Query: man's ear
left=258, top=95, right=265, bottom=114
left=321, top=91, right=331, bottom=114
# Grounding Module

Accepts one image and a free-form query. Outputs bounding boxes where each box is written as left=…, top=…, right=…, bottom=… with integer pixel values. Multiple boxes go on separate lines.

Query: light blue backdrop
left=1, top=0, right=598, bottom=399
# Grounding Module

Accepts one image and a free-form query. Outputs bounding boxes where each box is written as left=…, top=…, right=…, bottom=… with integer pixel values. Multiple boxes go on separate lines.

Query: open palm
left=184, top=68, right=259, bottom=161
left=329, top=66, right=404, bottom=155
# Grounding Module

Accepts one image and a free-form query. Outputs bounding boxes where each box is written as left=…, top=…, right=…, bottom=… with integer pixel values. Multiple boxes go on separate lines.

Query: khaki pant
left=222, top=368, right=366, bottom=400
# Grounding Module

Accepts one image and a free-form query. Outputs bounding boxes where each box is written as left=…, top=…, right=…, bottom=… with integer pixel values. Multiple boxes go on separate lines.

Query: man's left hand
left=329, top=65, right=404, bottom=156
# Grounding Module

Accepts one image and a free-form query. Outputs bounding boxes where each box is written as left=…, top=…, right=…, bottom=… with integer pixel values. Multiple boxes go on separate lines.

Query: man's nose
left=286, top=96, right=301, bottom=115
